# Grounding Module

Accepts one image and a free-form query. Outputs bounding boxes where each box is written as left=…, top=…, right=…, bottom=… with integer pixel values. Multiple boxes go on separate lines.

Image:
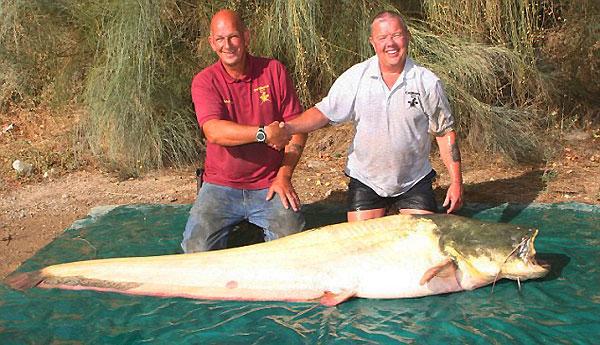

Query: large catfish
left=5, top=214, right=548, bottom=306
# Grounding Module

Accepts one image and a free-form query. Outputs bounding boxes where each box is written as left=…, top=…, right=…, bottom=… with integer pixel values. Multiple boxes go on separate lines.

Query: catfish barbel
left=5, top=214, right=549, bottom=306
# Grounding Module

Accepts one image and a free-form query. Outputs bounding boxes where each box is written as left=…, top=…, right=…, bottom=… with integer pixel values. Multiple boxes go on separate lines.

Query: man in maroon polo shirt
left=181, top=9, right=307, bottom=252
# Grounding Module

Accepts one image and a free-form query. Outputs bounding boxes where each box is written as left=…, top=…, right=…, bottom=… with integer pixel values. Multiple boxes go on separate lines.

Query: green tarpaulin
left=1, top=202, right=599, bottom=344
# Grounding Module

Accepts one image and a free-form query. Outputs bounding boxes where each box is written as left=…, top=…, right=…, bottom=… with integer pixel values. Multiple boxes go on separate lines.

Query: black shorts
left=347, top=170, right=438, bottom=213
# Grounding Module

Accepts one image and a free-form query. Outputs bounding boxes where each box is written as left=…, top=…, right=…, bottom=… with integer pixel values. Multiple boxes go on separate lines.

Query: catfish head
left=423, top=215, right=549, bottom=290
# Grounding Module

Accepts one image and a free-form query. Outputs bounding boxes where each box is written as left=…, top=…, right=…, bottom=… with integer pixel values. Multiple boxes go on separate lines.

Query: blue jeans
left=181, top=182, right=305, bottom=253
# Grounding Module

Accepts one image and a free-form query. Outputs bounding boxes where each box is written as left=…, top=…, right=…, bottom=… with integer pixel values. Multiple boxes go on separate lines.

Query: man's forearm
left=203, top=119, right=259, bottom=146
left=436, top=131, right=463, bottom=184
left=277, top=133, right=308, bottom=179
left=203, top=119, right=289, bottom=148
left=285, top=107, right=330, bottom=135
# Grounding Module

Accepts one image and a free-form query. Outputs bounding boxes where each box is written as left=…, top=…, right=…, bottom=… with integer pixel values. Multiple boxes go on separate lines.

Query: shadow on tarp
left=0, top=201, right=599, bottom=345
left=435, top=169, right=549, bottom=223
left=536, top=253, right=571, bottom=282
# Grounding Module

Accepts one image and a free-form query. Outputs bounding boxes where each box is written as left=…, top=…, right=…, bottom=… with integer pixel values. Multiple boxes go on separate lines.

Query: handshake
left=263, top=121, right=293, bottom=151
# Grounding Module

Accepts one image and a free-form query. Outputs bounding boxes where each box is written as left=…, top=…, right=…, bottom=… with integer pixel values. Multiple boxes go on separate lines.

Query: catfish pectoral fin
left=419, top=258, right=456, bottom=285
left=319, top=290, right=356, bottom=307
left=4, top=271, right=45, bottom=290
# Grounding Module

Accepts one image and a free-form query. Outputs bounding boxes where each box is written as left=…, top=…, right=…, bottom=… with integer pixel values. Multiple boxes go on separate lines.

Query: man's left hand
left=266, top=175, right=301, bottom=212
left=443, top=182, right=463, bottom=214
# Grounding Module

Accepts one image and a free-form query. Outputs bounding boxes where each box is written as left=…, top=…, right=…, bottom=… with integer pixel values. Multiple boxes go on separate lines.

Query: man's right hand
left=264, top=121, right=291, bottom=150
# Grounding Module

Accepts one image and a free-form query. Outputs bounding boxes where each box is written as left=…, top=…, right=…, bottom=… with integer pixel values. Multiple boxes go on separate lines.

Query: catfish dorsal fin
left=319, top=290, right=356, bottom=307
left=419, top=258, right=456, bottom=286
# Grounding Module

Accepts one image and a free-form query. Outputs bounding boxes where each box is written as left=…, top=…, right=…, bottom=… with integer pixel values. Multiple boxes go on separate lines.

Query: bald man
left=181, top=10, right=307, bottom=253
left=285, top=10, right=463, bottom=222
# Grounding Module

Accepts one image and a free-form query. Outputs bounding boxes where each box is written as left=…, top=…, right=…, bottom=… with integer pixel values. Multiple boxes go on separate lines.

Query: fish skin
left=4, top=214, right=549, bottom=305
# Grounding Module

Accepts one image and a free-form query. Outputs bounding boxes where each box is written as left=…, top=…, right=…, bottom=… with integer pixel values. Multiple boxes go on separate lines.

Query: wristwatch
left=256, top=125, right=267, bottom=143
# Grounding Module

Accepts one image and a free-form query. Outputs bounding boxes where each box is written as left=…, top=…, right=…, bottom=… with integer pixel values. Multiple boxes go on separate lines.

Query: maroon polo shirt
left=191, top=54, right=303, bottom=189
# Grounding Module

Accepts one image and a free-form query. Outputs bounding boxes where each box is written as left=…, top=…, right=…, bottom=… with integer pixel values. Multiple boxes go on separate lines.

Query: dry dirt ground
left=1, top=111, right=599, bottom=279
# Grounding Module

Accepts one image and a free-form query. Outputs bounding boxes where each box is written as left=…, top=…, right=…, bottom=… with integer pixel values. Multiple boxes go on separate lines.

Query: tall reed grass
left=0, top=1, right=88, bottom=109
left=78, top=0, right=205, bottom=175
left=0, top=0, right=596, bottom=172
left=423, top=0, right=542, bottom=60
left=410, top=23, right=548, bottom=160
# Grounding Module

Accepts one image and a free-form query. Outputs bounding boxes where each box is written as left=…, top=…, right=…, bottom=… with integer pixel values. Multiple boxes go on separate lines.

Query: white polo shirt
left=316, top=56, right=454, bottom=197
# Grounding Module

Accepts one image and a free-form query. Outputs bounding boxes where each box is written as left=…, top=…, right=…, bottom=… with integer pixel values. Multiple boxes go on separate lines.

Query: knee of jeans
left=182, top=225, right=207, bottom=253
left=269, top=210, right=305, bottom=238
left=182, top=225, right=230, bottom=253
left=181, top=238, right=207, bottom=253
left=182, top=211, right=214, bottom=250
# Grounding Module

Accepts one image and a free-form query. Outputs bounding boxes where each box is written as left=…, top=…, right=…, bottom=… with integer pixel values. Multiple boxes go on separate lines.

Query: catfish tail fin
left=4, top=271, right=45, bottom=290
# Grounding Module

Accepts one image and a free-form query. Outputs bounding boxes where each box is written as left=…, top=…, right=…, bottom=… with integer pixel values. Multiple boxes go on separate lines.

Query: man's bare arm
left=267, top=132, right=309, bottom=211
left=284, top=107, right=330, bottom=134
left=203, top=119, right=290, bottom=148
left=435, top=130, right=464, bottom=213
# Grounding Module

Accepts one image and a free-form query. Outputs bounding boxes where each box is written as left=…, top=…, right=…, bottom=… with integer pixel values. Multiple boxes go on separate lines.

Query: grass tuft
left=0, top=0, right=597, bottom=171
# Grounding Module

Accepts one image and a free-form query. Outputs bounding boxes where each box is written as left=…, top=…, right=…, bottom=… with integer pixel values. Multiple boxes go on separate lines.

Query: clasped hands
left=264, top=121, right=291, bottom=150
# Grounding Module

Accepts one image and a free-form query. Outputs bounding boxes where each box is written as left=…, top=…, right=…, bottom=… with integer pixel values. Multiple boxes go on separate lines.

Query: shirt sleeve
left=315, top=65, right=361, bottom=123
left=191, top=72, right=226, bottom=126
left=274, top=61, right=304, bottom=121
left=424, top=79, right=455, bottom=136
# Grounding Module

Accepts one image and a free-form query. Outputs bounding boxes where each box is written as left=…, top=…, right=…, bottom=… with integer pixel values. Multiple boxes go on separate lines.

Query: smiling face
left=369, top=14, right=410, bottom=74
left=208, top=10, right=250, bottom=76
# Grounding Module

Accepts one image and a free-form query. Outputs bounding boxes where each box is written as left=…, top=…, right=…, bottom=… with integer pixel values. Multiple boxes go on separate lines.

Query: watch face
left=256, top=131, right=266, bottom=142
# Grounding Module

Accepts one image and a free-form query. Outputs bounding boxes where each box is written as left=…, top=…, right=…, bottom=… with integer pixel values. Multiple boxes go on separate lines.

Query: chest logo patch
left=254, top=85, right=271, bottom=104
left=406, top=91, right=420, bottom=107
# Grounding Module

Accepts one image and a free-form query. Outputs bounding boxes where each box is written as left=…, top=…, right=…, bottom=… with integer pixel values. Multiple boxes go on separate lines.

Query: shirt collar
left=218, top=53, right=254, bottom=84
left=367, top=56, right=416, bottom=84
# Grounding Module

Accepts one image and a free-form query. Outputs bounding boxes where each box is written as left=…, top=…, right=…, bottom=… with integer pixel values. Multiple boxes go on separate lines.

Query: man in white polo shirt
left=285, top=10, right=463, bottom=222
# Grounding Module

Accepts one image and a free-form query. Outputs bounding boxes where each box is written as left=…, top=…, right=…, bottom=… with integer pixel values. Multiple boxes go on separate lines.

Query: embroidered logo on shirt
left=223, top=99, right=232, bottom=104
left=406, top=91, right=420, bottom=107
left=253, top=85, right=271, bottom=104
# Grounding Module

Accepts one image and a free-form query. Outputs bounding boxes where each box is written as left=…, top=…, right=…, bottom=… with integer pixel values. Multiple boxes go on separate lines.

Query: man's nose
left=224, top=37, right=232, bottom=49
left=383, top=35, right=395, bottom=45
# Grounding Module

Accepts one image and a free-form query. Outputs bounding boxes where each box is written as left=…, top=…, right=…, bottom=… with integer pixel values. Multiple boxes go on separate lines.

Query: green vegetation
left=0, top=0, right=597, bottom=173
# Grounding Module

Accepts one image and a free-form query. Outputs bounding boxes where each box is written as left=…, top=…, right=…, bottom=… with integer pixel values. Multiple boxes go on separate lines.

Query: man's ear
left=208, top=35, right=216, bottom=52
left=244, top=30, right=250, bottom=47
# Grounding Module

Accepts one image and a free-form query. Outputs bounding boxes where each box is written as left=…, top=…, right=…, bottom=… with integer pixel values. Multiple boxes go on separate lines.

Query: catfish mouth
left=506, top=230, right=550, bottom=279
